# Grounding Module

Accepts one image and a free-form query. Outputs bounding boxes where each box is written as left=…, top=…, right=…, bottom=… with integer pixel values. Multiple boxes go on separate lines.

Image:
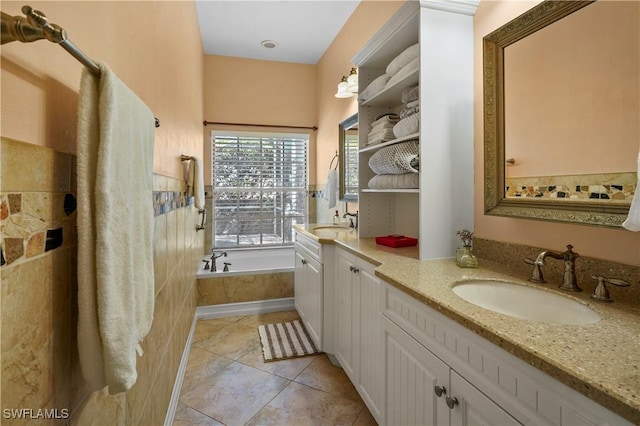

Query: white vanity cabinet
left=383, top=314, right=520, bottom=426
left=334, top=247, right=383, bottom=422
left=293, top=232, right=323, bottom=349
left=381, top=283, right=633, bottom=426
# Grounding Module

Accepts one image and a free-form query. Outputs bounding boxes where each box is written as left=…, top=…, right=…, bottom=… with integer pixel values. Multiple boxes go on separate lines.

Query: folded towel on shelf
left=324, top=169, right=338, bottom=209
left=186, top=156, right=205, bottom=209
left=77, top=63, right=155, bottom=394
left=368, top=140, right=420, bottom=175
left=386, top=43, right=420, bottom=77
left=369, top=120, right=396, bottom=135
left=622, top=152, right=640, bottom=231
left=366, top=129, right=396, bottom=146
left=406, top=99, right=420, bottom=109
left=385, top=56, right=420, bottom=90
left=368, top=173, right=419, bottom=189
left=393, top=112, right=420, bottom=138
left=402, top=85, right=420, bottom=104
left=358, top=74, right=390, bottom=103
left=400, top=102, right=420, bottom=119
left=371, top=113, right=400, bottom=128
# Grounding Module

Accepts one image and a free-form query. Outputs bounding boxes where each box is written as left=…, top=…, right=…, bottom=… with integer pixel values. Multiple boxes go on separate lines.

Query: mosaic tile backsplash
left=506, top=171, right=636, bottom=202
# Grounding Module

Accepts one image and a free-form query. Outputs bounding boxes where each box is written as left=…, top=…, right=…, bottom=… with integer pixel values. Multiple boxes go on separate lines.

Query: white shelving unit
left=353, top=0, right=478, bottom=260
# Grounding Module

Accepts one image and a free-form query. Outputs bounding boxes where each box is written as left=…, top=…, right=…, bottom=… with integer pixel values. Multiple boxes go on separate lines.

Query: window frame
left=210, top=130, right=309, bottom=248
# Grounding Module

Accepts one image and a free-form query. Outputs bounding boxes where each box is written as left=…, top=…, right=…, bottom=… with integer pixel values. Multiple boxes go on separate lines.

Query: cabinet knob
left=434, top=385, right=446, bottom=397
left=445, top=396, right=459, bottom=409
left=349, top=265, right=359, bottom=273
left=301, top=259, right=307, bottom=265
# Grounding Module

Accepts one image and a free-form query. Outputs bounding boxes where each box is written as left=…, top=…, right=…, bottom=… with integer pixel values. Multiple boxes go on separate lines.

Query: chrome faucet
left=343, top=211, right=359, bottom=229
left=525, top=245, right=581, bottom=292
left=210, top=251, right=227, bottom=272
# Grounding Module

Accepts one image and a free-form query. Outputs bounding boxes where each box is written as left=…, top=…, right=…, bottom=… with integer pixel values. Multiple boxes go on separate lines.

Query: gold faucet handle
left=590, top=275, right=630, bottom=302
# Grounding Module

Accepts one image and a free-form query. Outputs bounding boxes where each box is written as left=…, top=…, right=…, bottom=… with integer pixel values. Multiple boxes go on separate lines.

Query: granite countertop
left=294, top=224, right=640, bottom=424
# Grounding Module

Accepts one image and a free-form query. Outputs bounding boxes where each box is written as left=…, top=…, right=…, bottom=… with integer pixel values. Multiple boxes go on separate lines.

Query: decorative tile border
left=0, top=192, right=75, bottom=266
left=0, top=190, right=194, bottom=267
left=506, top=172, right=636, bottom=203
left=153, top=191, right=193, bottom=216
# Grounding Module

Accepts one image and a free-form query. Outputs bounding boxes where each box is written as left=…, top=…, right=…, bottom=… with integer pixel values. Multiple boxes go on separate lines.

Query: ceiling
left=195, top=1, right=361, bottom=64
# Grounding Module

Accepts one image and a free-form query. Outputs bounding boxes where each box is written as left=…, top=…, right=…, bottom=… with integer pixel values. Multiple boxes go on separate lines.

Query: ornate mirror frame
left=483, top=0, right=630, bottom=228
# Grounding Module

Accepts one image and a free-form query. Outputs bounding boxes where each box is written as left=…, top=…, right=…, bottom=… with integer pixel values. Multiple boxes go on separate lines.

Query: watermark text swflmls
left=3, top=408, right=69, bottom=420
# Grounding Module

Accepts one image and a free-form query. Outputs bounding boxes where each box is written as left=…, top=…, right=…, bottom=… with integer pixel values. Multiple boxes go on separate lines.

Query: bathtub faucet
left=210, top=251, right=227, bottom=272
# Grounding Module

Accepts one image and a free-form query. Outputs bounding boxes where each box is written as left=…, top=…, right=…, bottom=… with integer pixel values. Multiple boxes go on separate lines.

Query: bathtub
left=197, top=247, right=295, bottom=278
left=196, top=247, right=295, bottom=306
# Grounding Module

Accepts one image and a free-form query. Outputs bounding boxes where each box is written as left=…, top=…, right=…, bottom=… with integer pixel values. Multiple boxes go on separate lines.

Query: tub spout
left=210, top=250, right=227, bottom=272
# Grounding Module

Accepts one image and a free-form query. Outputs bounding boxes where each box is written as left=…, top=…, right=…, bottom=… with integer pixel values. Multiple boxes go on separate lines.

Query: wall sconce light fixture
left=335, top=68, right=358, bottom=98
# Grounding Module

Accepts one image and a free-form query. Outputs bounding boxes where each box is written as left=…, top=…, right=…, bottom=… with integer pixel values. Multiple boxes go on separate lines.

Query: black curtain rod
left=203, top=120, right=317, bottom=131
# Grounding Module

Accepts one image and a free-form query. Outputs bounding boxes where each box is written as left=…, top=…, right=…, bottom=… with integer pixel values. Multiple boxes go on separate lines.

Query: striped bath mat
left=258, top=320, right=321, bottom=362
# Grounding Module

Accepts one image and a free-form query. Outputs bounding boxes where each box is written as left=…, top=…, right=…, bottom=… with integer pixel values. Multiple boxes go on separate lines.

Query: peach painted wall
left=504, top=1, right=638, bottom=177
left=315, top=1, right=403, bottom=186
left=1, top=0, right=204, bottom=179
left=202, top=55, right=317, bottom=185
left=474, top=0, right=640, bottom=266
left=1, top=1, right=204, bottom=424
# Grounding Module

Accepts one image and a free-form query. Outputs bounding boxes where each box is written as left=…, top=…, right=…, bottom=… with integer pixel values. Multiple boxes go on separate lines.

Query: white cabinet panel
left=334, top=247, right=383, bottom=422
left=294, top=234, right=323, bottom=349
left=335, top=248, right=359, bottom=381
left=384, top=314, right=448, bottom=426
left=450, top=370, right=520, bottom=426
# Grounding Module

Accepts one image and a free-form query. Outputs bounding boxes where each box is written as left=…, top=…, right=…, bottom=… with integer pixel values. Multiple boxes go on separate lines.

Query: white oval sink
left=452, top=280, right=601, bottom=325
left=312, top=225, right=352, bottom=231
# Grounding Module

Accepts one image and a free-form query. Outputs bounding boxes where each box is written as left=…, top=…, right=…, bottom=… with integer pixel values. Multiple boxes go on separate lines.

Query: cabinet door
left=304, top=255, right=323, bottom=349
left=450, top=370, right=521, bottom=426
left=334, top=248, right=359, bottom=382
left=357, top=260, right=383, bottom=421
left=383, top=315, right=449, bottom=426
left=294, top=248, right=307, bottom=322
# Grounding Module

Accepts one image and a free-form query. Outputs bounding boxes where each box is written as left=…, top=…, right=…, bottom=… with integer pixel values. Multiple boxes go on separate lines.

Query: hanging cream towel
left=186, top=156, right=205, bottom=209
left=622, top=152, right=640, bottom=231
left=324, top=169, right=338, bottom=209
left=77, top=64, right=155, bottom=394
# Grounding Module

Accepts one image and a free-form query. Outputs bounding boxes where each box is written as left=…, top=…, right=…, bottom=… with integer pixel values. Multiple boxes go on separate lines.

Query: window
left=211, top=131, right=308, bottom=248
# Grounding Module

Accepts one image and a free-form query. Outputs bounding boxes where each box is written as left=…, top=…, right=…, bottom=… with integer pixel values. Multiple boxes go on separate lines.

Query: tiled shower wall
left=0, top=137, right=204, bottom=425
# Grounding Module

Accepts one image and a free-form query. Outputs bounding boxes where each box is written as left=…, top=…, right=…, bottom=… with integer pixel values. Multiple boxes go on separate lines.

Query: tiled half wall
left=0, top=137, right=204, bottom=425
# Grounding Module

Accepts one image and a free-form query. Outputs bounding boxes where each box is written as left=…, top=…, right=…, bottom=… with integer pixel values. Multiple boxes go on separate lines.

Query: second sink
left=452, top=279, right=601, bottom=325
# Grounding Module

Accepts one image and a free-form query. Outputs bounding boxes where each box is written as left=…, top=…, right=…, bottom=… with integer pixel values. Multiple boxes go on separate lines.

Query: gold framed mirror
left=483, top=0, right=637, bottom=228
left=339, top=113, right=358, bottom=202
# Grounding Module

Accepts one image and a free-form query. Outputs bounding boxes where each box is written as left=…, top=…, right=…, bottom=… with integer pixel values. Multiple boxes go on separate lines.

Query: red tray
left=375, top=235, right=418, bottom=248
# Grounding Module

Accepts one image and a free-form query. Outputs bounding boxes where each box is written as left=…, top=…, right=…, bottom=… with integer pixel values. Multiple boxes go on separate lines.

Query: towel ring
left=329, top=151, right=339, bottom=170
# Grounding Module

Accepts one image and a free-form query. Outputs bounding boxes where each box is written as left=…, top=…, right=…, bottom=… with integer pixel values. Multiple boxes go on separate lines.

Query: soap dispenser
left=333, top=210, right=340, bottom=224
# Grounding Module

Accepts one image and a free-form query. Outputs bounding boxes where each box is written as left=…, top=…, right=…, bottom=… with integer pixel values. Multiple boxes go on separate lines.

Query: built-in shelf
left=361, top=68, right=419, bottom=108
left=360, top=133, right=420, bottom=153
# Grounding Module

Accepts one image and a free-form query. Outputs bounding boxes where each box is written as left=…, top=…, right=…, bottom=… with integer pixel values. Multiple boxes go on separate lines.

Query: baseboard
left=195, top=297, right=295, bottom=320
left=164, top=297, right=295, bottom=425
left=164, top=314, right=198, bottom=426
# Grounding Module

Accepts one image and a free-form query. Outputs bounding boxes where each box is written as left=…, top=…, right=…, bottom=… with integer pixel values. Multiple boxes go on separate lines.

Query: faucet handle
left=590, top=275, right=630, bottom=302
left=524, top=258, right=546, bottom=283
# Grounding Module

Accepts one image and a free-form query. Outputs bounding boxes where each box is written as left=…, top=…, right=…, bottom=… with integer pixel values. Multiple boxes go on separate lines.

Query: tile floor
left=173, top=310, right=377, bottom=426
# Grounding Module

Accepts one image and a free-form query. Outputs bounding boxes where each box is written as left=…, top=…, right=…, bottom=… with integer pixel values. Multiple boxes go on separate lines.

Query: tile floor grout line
left=243, top=377, right=296, bottom=425
left=174, top=311, right=375, bottom=425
